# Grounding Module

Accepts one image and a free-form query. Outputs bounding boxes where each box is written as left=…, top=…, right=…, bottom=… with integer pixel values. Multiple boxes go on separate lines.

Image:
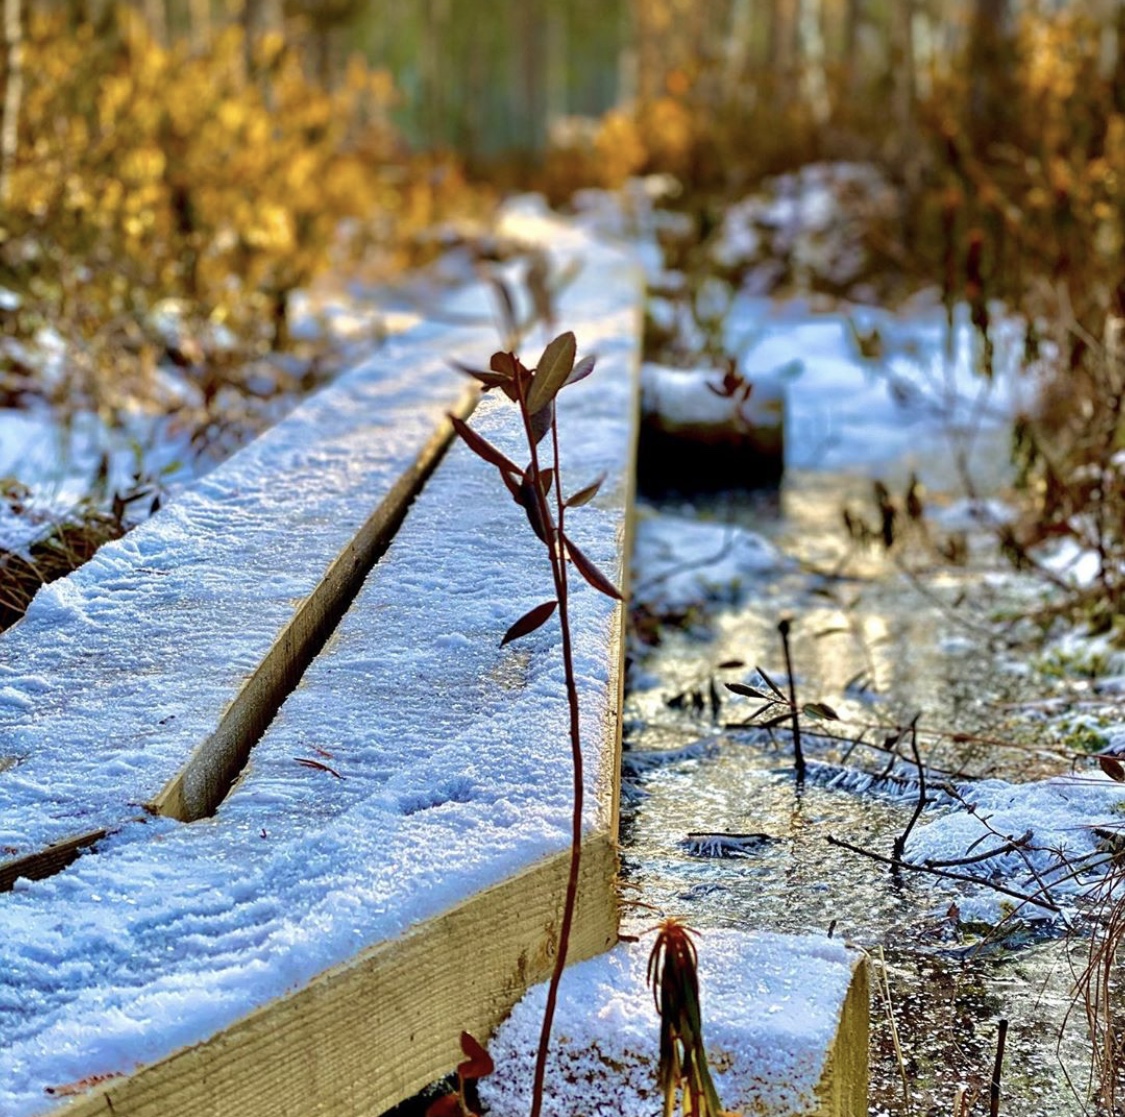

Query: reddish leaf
left=500, top=467, right=523, bottom=504
left=490, top=351, right=520, bottom=376
left=490, top=351, right=525, bottom=400
left=526, top=331, right=576, bottom=414
left=501, top=600, right=558, bottom=646
left=1100, top=755, right=1125, bottom=782
left=528, top=397, right=554, bottom=445
left=519, top=474, right=553, bottom=542
left=294, top=757, right=344, bottom=779
left=565, top=354, right=597, bottom=387
left=449, top=414, right=520, bottom=476
left=487, top=276, right=518, bottom=343
left=564, top=472, right=606, bottom=508
left=449, top=361, right=510, bottom=392
left=565, top=534, right=622, bottom=600
left=425, top=1094, right=463, bottom=1117
left=457, top=1031, right=496, bottom=1081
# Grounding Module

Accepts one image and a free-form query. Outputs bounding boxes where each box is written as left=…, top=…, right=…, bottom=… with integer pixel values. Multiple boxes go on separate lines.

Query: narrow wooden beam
left=0, top=829, right=108, bottom=893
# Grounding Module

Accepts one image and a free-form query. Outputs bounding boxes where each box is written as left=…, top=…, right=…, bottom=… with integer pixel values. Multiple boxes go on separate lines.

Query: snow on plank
left=481, top=931, right=868, bottom=1117
left=1, top=212, right=642, bottom=1117
left=0, top=320, right=490, bottom=882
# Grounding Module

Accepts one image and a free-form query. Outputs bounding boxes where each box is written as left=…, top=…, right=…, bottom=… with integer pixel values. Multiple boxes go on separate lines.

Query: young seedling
left=724, top=619, right=838, bottom=782
left=647, top=918, right=727, bottom=1117
left=450, top=330, right=618, bottom=1117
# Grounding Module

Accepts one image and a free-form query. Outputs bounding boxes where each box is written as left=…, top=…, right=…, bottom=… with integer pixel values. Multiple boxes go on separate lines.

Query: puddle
left=623, top=462, right=1109, bottom=1115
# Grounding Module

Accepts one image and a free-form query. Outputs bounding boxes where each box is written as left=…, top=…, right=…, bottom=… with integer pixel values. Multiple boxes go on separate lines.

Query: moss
left=1061, top=722, right=1110, bottom=755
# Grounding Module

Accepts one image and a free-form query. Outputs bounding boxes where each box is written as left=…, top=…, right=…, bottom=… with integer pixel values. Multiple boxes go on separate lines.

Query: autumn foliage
left=0, top=6, right=480, bottom=421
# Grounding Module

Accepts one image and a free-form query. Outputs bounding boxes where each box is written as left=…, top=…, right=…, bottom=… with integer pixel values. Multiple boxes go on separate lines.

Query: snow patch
left=632, top=510, right=788, bottom=610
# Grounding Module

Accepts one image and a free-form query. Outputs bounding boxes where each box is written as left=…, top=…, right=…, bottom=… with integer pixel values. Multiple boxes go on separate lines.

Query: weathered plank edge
left=57, top=833, right=619, bottom=1117
left=0, top=828, right=110, bottom=893
left=813, top=955, right=870, bottom=1117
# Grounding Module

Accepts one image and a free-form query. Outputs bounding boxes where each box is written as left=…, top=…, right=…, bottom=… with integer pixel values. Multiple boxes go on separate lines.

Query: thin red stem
left=515, top=385, right=584, bottom=1117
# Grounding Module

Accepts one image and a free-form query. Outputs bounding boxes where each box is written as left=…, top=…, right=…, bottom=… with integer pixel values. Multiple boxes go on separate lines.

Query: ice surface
left=479, top=930, right=858, bottom=1117
left=0, top=214, right=640, bottom=1115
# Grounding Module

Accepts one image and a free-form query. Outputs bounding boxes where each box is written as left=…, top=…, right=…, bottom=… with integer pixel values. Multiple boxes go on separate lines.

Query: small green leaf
left=526, top=331, right=576, bottom=414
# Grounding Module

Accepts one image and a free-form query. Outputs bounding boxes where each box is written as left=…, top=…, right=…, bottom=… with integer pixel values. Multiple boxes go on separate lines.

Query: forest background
left=3, top=0, right=1125, bottom=631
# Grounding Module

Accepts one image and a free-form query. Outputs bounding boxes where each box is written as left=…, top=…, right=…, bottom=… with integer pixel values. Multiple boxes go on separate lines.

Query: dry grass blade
left=294, top=756, right=343, bottom=779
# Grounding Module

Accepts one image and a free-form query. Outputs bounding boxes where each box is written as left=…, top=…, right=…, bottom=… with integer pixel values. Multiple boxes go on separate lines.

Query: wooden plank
left=813, top=956, right=869, bottom=1117
left=151, top=398, right=475, bottom=824
left=0, top=829, right=108, bottom=893
left=0, top=329, right=488, bottom=881
left=58, top=835, right=618, bottom=1117
left=6, top=214, right=641, bottom=1116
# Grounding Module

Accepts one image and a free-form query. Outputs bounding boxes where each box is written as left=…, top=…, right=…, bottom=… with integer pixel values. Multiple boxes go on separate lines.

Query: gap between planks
left=0, top=388, right=477, bottom=892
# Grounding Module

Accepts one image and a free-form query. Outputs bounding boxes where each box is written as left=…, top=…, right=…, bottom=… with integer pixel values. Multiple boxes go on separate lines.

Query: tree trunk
left=889, top=0, right=915, bottom=149
left=722, top=0, right=752, bottom=98
left=770, top=0, right=800, bottom=105
left=241, top=0, right=282, bottom=59
left=843, top=0, right=863, bottom=93
left=142, top=0, right=165, bottom=43
left=967, top=0, right=1015, bottom=158
left=1, top=0, right=22, bottom=207
left=1114, top=0, right=1125, bottom=114
left=799, top=0, right=829, bottom=124
left=189, top=0, right=210, bottom=54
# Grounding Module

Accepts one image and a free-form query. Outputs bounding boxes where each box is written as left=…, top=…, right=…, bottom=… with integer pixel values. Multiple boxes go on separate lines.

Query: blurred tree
left=0, top=0, right=22, bottom=205
left=967, top=0, right=1016, bottom=156
left=188, top=0, right=209, bottom=51
left=771, top=0, right=800, bottom=105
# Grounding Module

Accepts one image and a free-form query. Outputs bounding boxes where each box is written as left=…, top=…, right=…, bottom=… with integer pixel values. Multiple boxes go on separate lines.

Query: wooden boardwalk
left=0, top=205, right=866, bottom=1117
